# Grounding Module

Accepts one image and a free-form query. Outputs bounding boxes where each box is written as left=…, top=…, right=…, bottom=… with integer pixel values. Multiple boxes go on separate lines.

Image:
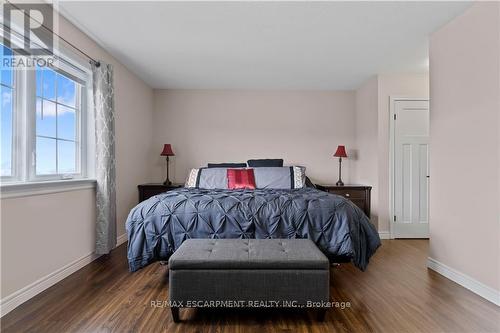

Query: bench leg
left=171, top=307, right=180, bottom=323
left=317, top=308, right=327, bottom=322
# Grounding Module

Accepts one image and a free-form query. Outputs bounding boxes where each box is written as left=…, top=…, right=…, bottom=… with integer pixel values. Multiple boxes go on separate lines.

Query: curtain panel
left=92, top=62, right=116, bottom=254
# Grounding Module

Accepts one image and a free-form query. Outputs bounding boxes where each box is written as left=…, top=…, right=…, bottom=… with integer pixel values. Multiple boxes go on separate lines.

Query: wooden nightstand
left=316, top=184, right=372, bottom=217
left=138, top=183, right=183, bottom=203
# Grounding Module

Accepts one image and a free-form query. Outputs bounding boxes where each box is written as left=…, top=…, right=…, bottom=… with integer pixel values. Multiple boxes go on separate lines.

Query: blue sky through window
left=1, top=45, right=14, bottom=176
left=1, top=45, right=13, bottom=86
left=58, top=75, right=76, bottom=107
left=1, top=85, right=13, bottom=176
left=35, top=66, right=78, bottom=175
left=36, top=137, right=57, bottom=174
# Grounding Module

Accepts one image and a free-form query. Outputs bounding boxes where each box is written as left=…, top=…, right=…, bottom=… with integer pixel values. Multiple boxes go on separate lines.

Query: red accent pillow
left=227, top=169, right=256, bottom=190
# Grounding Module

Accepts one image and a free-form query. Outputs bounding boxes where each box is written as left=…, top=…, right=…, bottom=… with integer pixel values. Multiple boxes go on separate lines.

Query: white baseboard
left=378, top=231, right=391, bottom=239
left=0, top=251, right=99, bottom=317
left=0, top=233, right=128, bottom=317
left=116, top=232, right=128, bottom=246
left=427, top=257, right=500, bottom=306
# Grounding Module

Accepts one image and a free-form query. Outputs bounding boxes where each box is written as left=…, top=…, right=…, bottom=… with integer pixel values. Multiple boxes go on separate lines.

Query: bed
left=126, top=182, right=381, bottom=272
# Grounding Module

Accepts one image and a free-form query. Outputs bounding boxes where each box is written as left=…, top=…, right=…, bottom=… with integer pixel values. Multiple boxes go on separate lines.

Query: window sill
left=0, top=179, right=97, bottom=199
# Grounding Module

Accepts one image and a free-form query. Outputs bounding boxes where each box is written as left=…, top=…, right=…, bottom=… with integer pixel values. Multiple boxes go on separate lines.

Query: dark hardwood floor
left=2, top=240, right=499, bottom=332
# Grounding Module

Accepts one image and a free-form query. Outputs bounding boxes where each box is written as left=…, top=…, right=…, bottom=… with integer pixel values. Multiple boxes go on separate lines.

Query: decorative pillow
left=292, top=166, right=306, bottom=189
left=247, top=159, right=284, bottom=168
left=253, top=166, right=306, bottom=189
left=185, top=168, right=229, bottom=189
left=185, top=168, right=200, bottom=188
left=207, top=163, right=247, bottom=168
left=227, top=169, right=256, bottom=190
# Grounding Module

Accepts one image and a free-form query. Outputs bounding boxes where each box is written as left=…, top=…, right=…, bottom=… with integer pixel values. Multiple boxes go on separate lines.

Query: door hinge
left=393, top=215, right=396, bottom=222
left=394, top=114, right=397, bottom=120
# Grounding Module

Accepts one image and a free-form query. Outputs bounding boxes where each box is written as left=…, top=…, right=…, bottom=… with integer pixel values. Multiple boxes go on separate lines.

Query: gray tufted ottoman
left=168, top=239, right=330, bottom=322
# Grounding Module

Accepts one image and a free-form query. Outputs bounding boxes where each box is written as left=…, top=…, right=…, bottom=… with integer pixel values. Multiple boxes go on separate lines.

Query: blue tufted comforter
left=126, top=188, right=381, bottom=272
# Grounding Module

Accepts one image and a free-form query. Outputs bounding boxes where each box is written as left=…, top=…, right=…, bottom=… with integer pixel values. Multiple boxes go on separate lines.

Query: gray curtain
left=92, top=62, right=116, bottom=255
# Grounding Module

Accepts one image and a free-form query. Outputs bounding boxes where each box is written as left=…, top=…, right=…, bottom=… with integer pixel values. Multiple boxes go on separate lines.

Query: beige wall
left=353, top=73, right=429, bottom=233
left=1, top=15, right=154, bottom=300
left=429, top=2, right=500, bottom=291
left=353, top=77, right=379, bottom=228
left=57, top=17, right=155, bottom=238
left=1, top=190, right=96, bottom=297
left=152, top=90, right=355, bottom=185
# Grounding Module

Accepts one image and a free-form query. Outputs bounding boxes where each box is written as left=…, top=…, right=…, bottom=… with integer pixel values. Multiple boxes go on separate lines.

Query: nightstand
left=316, top=184, right=372, bottom=217
left=138, top=183, right=182, bottom=203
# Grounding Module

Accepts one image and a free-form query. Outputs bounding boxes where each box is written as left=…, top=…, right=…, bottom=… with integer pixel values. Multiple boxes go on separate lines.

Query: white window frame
left=0, top=26, right=94, bottom=192
left=27, top=63, right=88, bottom=181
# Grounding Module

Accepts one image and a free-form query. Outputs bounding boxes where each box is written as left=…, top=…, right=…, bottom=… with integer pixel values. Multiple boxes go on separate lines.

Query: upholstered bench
left=168, top=239, right=330, bottom=322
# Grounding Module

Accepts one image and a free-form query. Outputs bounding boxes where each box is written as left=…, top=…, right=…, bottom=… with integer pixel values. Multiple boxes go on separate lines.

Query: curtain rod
left=5, top=0, right=100, bottom=67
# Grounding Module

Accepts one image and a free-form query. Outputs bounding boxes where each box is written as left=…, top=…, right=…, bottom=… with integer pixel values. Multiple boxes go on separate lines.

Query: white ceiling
left=59, top=1, right=471, bottom=90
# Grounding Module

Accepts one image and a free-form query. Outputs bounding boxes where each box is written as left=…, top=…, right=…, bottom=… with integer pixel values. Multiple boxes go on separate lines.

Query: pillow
left=247, top=159, right=284, bottom=168
left=185, top=168, right=200, bottom=188
left=207, top=163, right=247, bottom=168
left=185, top=166, right=305, bottom=189
left=227, top=169, right=256, bottom=190
left=253, top=166, right=306, bottom=189
left=185, top=168, right=229, bottom=189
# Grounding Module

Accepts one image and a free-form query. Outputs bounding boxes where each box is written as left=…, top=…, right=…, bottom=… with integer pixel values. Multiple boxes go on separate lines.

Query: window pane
left=57, top=105, right=76, bottom=141
left=57, top=74, right=76, bottom=107
left=1, top=85, right=13, bottom=176
left=57, top=140, right=76, bottom=174
left=36, top=137, right=56, bottom=175
left=36, top=66, right=42, bottom=97
left=36, top=98, right=57, bottom=137
left=42, top=68, right=56, bottom=101
left=1, top=45, right=13, bottom=87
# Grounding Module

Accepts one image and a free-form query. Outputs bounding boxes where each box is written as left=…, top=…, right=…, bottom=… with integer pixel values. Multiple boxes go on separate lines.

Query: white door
left=392, top=99, right=429, bottom=238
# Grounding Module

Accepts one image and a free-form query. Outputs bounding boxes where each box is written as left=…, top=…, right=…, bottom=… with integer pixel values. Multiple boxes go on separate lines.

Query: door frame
left=389, top=96, right=429, bottom=239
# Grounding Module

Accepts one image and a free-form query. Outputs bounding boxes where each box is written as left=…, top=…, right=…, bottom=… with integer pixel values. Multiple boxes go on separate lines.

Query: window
left=35, top=66, right=80, bottom=176
left=1, top=45, right=14, bottom=177
left=0, top=41, right=91, bottom=185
